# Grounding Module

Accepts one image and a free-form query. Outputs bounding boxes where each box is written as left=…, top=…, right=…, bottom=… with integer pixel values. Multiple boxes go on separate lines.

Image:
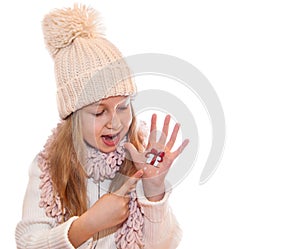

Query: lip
left=101, top=132, right=121, bottom=147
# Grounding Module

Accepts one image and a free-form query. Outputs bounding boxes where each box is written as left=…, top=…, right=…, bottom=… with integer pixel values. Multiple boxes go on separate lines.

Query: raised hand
left=125, top=114, right=189, bottom=200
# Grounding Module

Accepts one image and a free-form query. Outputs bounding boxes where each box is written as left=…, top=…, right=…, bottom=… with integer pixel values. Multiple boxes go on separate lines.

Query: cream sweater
left=15, top=156, right=182, bottom=248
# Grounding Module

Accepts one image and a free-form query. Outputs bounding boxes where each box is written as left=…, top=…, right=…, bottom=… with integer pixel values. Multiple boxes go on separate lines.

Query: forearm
left=68, top=201, right=120, bottom=247
left=68, top=214, right=95, bottom=248
left=16, top=217, right=78, bottom=249
left=68, top=191, right=131, bottom=247
left=136, top=183, right=182, bottom=248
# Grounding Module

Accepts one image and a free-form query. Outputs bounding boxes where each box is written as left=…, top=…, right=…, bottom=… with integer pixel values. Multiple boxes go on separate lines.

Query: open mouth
left=101, top=132, right=121, bottom=146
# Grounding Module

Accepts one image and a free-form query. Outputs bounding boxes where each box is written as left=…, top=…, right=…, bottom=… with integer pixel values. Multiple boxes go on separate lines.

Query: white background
left=1, top=0, right=300, bottom=248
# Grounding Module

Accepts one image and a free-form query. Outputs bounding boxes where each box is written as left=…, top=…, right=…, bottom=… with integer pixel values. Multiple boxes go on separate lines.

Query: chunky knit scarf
left=38, top=126, right=145, bottom=249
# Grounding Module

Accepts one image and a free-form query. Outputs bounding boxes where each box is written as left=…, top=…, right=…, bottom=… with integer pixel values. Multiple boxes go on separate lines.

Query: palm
left=125, top=114, right=189, bottom=184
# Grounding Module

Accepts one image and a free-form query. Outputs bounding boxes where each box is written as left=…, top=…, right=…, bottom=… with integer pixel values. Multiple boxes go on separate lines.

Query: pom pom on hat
left=43, top=4, right=103, bottom=58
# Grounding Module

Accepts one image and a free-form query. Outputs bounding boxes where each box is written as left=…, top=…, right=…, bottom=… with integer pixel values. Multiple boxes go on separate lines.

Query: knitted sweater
left=15, top=156, right=182, bottom=249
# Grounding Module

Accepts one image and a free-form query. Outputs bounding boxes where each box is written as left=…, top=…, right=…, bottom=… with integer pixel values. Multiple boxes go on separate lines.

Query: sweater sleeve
left=15, top=156, right=82, bottom=249
left=136, top=181, right=182, bottom=249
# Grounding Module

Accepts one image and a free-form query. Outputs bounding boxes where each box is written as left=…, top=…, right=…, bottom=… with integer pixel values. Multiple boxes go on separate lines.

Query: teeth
left=103, top=134, right=117, bottom=139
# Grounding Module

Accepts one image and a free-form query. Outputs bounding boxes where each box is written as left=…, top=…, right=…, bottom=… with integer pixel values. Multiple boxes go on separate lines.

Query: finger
left=147, top=114, right=157, bottom=149
left=170, top=138, right=189, bottom=159
left=158, top=115, right=171, bottom=145
left=115, top=170, right=144, bottom=197
left=124, top=142, right=145, bottom=164
left=165, top=123, right=180, bottom=152
left=122, top=170, right=143, bottom=194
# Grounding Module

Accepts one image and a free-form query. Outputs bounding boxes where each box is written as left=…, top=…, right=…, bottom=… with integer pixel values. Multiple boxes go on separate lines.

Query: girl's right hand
left=88, top=169, right=144, bottom=231
left=68, top=170, right=143, bottom=247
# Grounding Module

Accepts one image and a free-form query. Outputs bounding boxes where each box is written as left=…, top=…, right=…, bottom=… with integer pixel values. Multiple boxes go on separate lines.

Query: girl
left=15, top=4, right=188, bottom=249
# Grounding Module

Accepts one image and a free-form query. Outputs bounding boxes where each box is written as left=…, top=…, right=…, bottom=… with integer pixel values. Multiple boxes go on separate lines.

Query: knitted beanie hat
left=42, top=4, right=136, bottom=119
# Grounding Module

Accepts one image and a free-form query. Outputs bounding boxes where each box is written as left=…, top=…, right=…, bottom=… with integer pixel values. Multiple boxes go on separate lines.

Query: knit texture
left=38, top=125, right=145, bottom=249
left=15, top=158, right=182, bottom=249
left=42, top=4, right=136, bottom=119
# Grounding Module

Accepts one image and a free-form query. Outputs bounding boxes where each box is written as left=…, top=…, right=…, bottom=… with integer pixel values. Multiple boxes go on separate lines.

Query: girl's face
left=80, top=96, right=132, bottom=153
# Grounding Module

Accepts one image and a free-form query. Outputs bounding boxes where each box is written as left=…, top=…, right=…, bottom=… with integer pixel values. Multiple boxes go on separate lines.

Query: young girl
left=15, top=4, right=188, bottom=249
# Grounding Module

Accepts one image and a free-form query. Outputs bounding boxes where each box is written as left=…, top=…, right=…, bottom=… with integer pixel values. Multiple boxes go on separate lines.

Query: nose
left=106, top=112, right=121, bottom=130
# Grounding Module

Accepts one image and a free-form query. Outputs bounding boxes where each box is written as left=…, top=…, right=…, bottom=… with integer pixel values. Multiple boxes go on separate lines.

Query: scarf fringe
left=38, top=123, right=145, bottom=248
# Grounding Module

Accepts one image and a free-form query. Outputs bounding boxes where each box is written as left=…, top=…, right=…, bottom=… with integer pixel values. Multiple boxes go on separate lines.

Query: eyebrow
left=91, top=96, right=130, bottom=107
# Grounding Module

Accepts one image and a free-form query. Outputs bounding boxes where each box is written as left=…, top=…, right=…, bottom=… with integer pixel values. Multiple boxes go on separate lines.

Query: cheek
left=93, top=120, right=105, bottom=135
left=82, top=116, right=104, bottom=141
left=123, top=108, right=133, bottom=129
left=81, top=117, right=93, bottom=140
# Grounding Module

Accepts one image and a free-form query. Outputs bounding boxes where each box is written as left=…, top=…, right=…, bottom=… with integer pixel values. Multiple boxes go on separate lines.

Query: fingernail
left=136, top=170, right=144, bottom=177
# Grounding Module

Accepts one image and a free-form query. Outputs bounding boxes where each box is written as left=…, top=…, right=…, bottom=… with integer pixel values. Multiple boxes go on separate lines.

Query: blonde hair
left=47, top=104, right=143, bottom=221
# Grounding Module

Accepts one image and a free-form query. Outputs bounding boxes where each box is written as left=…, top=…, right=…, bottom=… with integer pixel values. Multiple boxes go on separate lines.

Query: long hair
left=47, top=104, right=144, bottom=221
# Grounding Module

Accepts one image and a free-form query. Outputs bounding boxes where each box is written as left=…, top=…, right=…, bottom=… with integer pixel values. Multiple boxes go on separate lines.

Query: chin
left=99, top=145, right=118, bottom=153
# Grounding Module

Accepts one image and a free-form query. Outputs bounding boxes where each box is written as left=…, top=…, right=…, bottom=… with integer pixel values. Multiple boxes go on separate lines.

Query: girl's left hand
left=124, top=114, right=189, bottom=200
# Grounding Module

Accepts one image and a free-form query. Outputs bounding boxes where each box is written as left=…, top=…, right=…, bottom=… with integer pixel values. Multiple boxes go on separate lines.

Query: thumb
left=124, top=142, right=138, bottom=158
left=114, top=170, right=144, bottom=197
left=124, top=142, right=144, bottom=164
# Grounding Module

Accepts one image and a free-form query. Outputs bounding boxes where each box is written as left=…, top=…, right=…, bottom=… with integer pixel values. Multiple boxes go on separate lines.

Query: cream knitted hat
left=42, top=4, right=136, bottom=119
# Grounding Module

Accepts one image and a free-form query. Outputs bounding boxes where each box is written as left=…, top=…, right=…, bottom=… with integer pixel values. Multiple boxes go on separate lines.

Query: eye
left=117, top=105, right=129, bottom=111
left=94, top=110, right=105, bottom=117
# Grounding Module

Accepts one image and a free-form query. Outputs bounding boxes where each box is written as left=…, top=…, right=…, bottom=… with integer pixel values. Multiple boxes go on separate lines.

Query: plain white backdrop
left=1, top=0, right=300, bottom=248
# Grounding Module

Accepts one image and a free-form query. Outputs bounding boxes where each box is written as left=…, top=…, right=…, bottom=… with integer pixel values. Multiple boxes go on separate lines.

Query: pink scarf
left=38, top=124, right=145, bottom=249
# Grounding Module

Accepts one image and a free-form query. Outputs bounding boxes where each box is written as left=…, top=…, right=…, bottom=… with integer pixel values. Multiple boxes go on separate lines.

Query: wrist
left=142, top=179, right=165, bottom=202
